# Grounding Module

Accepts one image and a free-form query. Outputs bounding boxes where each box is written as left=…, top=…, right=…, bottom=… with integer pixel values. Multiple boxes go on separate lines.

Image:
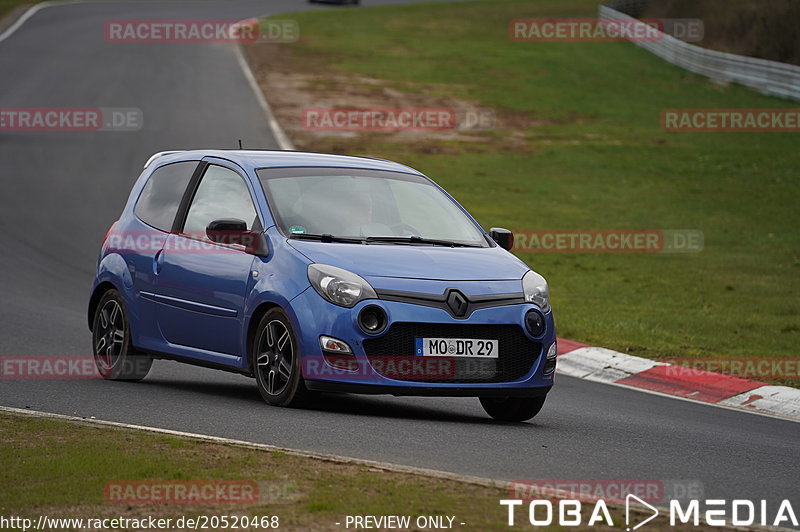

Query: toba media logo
left=500, top=497, right=798, bottom=529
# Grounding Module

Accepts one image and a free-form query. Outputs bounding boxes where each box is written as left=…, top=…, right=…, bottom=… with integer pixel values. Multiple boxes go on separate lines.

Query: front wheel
left=92, top=290, right=152, bottom=381
left=479, top=395, right=546, bottom=422
left=253, top=309, right=313, bottom=407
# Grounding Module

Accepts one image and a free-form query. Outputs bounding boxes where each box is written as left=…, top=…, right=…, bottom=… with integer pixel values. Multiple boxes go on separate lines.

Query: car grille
left=362, top=323, right=540, bottom=383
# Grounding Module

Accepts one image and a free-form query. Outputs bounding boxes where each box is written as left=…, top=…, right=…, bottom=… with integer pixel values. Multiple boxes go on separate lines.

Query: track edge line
left=233, top=42, right=295, bottom=151
left=0, top=405, right=502, bottom=488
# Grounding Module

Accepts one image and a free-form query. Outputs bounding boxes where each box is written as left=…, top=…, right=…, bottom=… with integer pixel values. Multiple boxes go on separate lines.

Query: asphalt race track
left=0, top=0, right=797, bottom=515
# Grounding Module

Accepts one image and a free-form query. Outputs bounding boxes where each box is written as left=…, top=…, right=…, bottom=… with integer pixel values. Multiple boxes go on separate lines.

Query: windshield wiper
left=364, top=235, right=481, bottom=247
left=288, top=233, right=365, bottom=244
left=289, top=233, right=481, bottom=247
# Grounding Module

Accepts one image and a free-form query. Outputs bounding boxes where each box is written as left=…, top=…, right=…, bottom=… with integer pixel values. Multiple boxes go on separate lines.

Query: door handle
left=153, top=249, right=164, bottom=275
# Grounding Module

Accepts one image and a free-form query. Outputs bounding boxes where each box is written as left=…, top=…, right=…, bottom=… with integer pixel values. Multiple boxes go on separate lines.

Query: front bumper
left=305, top=381, right=552, bottom=397
left=287, top=283, right=556, bottom=396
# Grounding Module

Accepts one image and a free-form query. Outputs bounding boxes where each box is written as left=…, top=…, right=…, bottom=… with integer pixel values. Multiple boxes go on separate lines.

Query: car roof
left=144, top=150, right=423, bottom=176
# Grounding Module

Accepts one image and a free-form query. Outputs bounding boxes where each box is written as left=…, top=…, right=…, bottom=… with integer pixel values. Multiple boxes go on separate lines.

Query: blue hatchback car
left=89, top=150, right=556, bottom=421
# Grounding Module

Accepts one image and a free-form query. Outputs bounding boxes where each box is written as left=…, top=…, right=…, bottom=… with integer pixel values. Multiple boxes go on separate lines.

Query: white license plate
left=415, top=338, right=499, bottom=358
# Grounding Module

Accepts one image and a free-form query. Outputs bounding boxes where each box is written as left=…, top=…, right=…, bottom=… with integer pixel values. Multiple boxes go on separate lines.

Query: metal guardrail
left=599, top=0, right=800, bottom=102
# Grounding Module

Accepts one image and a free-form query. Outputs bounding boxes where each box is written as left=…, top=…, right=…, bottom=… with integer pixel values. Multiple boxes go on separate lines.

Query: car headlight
left=522, top=270, right=550, bottom=313
left=308, top=264, right=377, bottom=308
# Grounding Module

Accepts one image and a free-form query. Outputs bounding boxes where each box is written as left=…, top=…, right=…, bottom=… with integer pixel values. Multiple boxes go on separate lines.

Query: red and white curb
left=556, top=338, right=800, bottom=422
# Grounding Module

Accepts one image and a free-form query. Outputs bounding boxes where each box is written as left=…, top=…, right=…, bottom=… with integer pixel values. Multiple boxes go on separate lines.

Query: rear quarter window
left=135, top=161, right=198, bottom=231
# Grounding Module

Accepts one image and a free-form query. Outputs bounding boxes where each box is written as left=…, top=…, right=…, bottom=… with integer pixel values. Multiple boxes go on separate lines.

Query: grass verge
left=244, top=0, right=799, bottom=385
left=0, top=0, right=42, bottom=22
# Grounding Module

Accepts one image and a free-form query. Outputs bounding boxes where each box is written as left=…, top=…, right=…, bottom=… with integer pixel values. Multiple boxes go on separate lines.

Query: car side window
left=182, top=165, right=259, bottom=236
left=135, top=161, right=198, bottom=232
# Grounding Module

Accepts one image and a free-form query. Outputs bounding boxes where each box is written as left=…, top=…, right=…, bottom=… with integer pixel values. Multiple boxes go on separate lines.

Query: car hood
left=286, top=240, right=529, bottom=281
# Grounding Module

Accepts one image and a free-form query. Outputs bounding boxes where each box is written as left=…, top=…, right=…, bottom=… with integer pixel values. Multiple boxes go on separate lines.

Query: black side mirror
left=489, top=227, right=514, bottom=251
left=206, top=218, right=267, bottom=256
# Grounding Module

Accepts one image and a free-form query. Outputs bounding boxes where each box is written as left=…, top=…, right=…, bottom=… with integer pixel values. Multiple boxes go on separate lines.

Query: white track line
left=0, top=0, right=101, bottom=44
left=1, top=3, right=294, bottom=151
left=0, top=1, right=55, bottom=43
left=233, top=43, right=295, bottom=150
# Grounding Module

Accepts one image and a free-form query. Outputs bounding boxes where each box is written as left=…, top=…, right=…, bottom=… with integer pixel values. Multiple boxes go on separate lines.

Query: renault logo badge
left=446, top=290, right=469, bottom=317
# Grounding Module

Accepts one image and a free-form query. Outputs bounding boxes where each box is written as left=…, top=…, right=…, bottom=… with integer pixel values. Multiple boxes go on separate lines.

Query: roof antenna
left=238, top=139, right=243, bottom=149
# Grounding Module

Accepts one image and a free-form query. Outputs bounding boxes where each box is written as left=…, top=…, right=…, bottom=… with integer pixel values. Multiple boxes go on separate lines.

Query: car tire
left=92, top=290, right=153, bottom=381
left=253, top=309, right=313, bottom=407
left=479, top=395, right=546, bottom=422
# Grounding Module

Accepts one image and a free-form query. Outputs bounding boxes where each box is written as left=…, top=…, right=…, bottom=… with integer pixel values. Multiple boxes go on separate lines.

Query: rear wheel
left=479, top=395, right=546, bottom=422
left=92, top=290, right=152, bottom=381
left=253, top=309, right=313, bottom=407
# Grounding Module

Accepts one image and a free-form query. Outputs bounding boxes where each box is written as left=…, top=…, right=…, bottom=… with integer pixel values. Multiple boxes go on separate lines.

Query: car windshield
left=257, top=167, right=488, bottom=247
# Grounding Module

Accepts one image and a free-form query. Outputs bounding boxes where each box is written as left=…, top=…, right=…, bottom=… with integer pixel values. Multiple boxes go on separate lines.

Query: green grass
left=256, top=0, right=799, bottom=373
left=0, top=0, right=41, bottom=19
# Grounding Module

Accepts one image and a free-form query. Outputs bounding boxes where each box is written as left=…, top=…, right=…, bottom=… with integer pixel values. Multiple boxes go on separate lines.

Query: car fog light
left=543, top=341, right=557, bottom=374
left=320, top=336, right=357, bottom=371
left=320, top=336, right=352, bottom=354
left=358, top=305, right=387, bottom=335
left=546, top=342, right=557, bottom=358
left=525, top=310, right=545, bottom=337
